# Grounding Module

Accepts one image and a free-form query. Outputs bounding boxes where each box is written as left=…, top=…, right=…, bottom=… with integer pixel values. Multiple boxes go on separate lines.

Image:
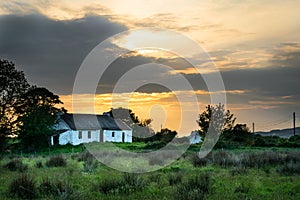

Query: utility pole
left=293, top=112, right=296, bottom=136
left=252, top=122, right=255, bottom=133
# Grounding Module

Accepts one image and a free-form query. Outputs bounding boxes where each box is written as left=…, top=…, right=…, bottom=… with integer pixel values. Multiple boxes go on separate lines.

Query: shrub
left=55, top=180, right=73, bottom=200
left=8, top=174, right=37, bottom=199
left=234, top=182, right=250, bottom=194
left=285, top=151, right=300, bottom=163
left=98, top=178, right=124, bottom=195
left=144, top=141, right=166, bottom=150
left=46, top=155, right=66, bottom=167
left=174, top=173, right=210, bottom=200
left=148, top=173, right=161, bottom=183
left=191, top=153, right=208, bottom=167
left=35, top=161, right=43, bottom=168
left=241, top=151, right=285, bottom=168
left=4, top=159, right=28, bottom=172
left=83, top=157, right=98, bottom=173
left=211, top=151, right=237, bottom=167
left=98, top=173, right=144, bottom=195
left=230, top=166, right=248, bottom=176
left=277, top=162, right=300, bottom=175
left=77, top=151, right=94, bottom=162
left=122, top=173, right=145, bottom=193
left=168, top=172, right=183, bottom=186
left=39, top=178, right=73, bottom=199
left=253, top=135, right=300, bottom=147
left=39, top=177, right=56, bottom=195
left=71, top=154, right=78, bottom=160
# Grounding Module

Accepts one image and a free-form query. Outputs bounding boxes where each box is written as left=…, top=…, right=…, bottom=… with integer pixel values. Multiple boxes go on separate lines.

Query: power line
left=254, top=111, right=299, bottom=132
left=255, top=114, right=292, bottom=126
left=255, top=118, right=292, bottom=130
left=255, top=118, right=292, bottom=127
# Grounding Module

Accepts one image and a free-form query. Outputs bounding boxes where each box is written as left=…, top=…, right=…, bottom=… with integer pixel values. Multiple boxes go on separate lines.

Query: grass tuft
left=98, top=173, right=145, bottom=195
left=174, top=173, right=210, bottom=200
left=8, top=174, right=37, bottom=199
left=4, top=159, right=28, bottom=172
left=277, top=162, right=300, bottom=175
left=46, top=155, right=67, bottom=167
left=168, top=172, right=183, bottom=186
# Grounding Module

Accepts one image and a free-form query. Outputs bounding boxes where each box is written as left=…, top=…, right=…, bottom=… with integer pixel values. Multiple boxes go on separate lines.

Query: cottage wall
left=59, top=131, right=72, bottom=145
left=54, top=115, right=133, bottom=145
left=104, top=130, right=132, bottom=142
left=65, top=130, right=100, bottom=145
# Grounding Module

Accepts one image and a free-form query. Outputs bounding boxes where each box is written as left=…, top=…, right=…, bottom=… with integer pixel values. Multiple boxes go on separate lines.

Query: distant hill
left=255, top=127, right=300, bottom=138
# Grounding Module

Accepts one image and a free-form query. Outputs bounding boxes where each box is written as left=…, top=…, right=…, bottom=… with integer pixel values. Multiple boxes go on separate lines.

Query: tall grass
left=46, top=154, right=67, bottom=167
left=9, top=174, right=37, bottom=199
left=4, top=159, right=28, bottom=172
left=190, top=150, right=300, bottom=170
left=97, top=173, right=145, bottom=195
left=174, top=173, right=211, bottom=200
left=168, top=172, right=183, bottom=186
left=277, top=162, right=300, bottom=175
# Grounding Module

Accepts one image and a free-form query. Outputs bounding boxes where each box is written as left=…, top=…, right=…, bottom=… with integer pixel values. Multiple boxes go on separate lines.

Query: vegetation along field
left=1, top=144, right=300, bottom=200
left=1, top=59, right=300, bottom=199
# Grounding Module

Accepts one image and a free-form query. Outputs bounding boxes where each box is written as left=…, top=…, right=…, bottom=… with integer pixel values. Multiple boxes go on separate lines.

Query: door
left=53, top=135, right=59, bottom=145
left=100, top=130, right=104, bottom=142
left=122, top=132, right=125, bottom=143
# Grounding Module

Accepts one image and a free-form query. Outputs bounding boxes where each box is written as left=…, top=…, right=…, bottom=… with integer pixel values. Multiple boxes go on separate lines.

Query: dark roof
left=60, top=113, right=131, bottom=131
left=115, top=119, right=132, bottom=130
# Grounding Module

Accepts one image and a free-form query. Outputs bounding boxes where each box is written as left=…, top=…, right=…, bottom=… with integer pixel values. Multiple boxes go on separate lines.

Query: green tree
left=228, top=124, right=253, bottom=144
left=107, top=107, right=140, bottom=126
left=16, top=87, right=64, bottom=150
left=152, top=128, right=177, bottom=143
left=197, top=104, right=236, bottom=138
left=0, top=59, right=30, bottom=150
left=217, top=124, right=254, bottom=148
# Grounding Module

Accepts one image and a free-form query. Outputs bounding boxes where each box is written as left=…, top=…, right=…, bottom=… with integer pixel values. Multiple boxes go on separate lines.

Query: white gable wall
left=59, top=130, right=72, bottom=145
left=55, top=119, right=70, bottom=130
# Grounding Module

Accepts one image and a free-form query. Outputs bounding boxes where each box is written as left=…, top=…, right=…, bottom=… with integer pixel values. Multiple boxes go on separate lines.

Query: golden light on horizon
left=60, top=91, right=196, bottom=135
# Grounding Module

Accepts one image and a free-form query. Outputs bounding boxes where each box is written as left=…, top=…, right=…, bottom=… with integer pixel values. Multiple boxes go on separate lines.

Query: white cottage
left=51, top=113, right=132, bottom=146
left=188, top=131, right=202, bottom=144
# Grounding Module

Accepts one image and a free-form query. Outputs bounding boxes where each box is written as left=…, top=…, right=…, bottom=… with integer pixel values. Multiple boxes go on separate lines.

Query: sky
left=1, top=0, right=300, bottom=135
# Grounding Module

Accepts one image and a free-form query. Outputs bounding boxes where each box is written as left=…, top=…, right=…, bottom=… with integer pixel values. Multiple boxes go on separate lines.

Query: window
left=88, top=131, right=91, bottom=139
left=112, top=132, right=115, bottom=137
left=78, top=131, right=82, bottom=139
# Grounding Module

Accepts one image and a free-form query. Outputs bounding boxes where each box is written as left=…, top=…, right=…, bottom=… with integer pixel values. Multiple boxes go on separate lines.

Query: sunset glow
left=1, top=0, right=299, bottom=135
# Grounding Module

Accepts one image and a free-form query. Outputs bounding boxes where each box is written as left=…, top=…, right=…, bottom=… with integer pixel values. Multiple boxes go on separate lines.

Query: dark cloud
left=96, top=53, right=208, bottom=94
left=0, top=13, right=127, bottom=94
left=186, top=43, right=300, bottom=107
left=1, top=12, right=299, bottom=111
left=97, top=42, right=300, bottom=105
left=221, top=67, right=300, bottom=97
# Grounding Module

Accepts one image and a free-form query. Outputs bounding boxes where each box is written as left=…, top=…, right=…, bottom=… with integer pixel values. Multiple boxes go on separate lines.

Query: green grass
left=1, top=143, right=300, bottom=199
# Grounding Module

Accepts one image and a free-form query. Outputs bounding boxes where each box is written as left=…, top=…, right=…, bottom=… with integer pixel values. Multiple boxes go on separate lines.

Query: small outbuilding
left=51, top=113, right=132, bottom=146
left=188, top=131, right=202, bottom=144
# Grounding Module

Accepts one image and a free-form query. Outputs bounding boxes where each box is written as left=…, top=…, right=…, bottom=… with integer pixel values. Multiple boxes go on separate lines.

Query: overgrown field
left=1, top=144, right=300, bottom=199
